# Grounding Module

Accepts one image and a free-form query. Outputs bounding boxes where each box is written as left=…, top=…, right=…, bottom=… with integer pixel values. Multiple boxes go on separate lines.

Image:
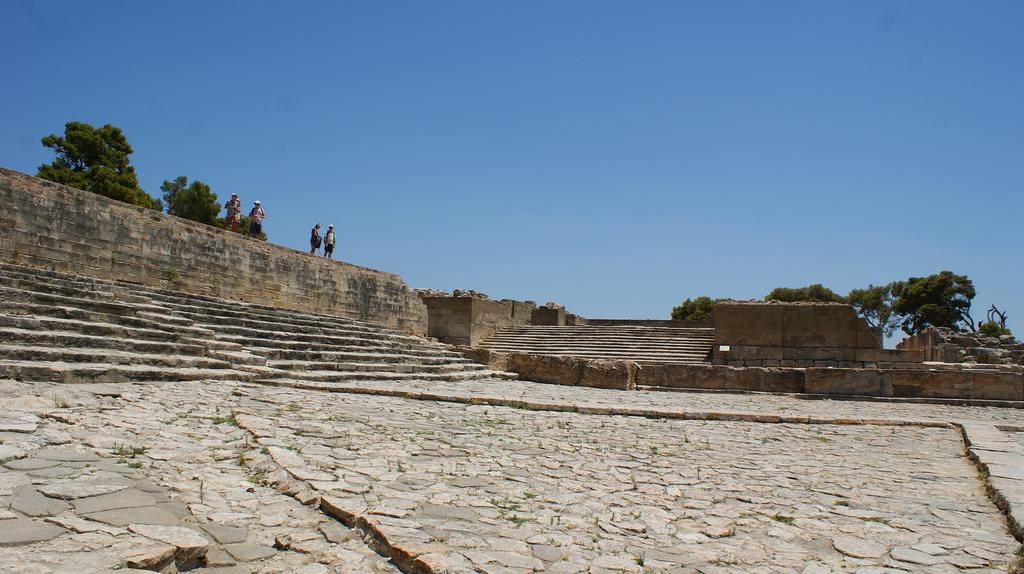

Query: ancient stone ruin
left=0, top=167, right=1022, bottom=573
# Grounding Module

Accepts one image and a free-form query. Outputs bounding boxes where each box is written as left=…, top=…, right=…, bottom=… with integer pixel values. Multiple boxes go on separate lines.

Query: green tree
left=847, top=283, right=901, bottom=337
left=891, top=271, right=976, bottom=334
left=161, top=176, right=220, bottom=226
left=764, top=284, right=846, bottom=303
left=978, top=321, right=1012, bottom=338
left=671, top=297, right=730, bottom=322
left=37, top=121, right=161, bottom=210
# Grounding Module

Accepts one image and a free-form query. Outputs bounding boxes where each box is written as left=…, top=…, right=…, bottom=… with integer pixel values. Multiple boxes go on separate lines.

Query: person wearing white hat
left=249, top=200, right=266, bottom=239
left=324, top=224, right=336, bottom=259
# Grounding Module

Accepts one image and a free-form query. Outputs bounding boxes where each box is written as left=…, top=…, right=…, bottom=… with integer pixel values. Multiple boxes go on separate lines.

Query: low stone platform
left=2, top=376, right=1022, bottom=573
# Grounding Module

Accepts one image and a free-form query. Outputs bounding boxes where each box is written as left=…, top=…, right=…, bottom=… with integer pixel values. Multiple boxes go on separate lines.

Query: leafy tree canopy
left=764, top=284, right=846, bottom=303
left=671, top=297, right=731, bottom=322
left=847, top=283, right=901, bottom=337
left=37, top=122, right=162, bottom=211
left=891, top=271, right=976, bottom=335
left=979, top=321, right=1012, bottom=338
left=161, top=176, right=220, bottom=226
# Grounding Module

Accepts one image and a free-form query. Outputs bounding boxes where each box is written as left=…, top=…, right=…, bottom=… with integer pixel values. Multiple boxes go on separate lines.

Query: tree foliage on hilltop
left=891, top=271, right=976, bottom=335
left=846, top=283, right=901, bottom=337
left=675, top=271, right=1006, bottom=337
left=764, top=284, right=846, bottom=303
left=37, top=122, right=162, bottom=210
left=671, top=297, right=731, bottom=322
left=161, top=176, right=220, bottom=226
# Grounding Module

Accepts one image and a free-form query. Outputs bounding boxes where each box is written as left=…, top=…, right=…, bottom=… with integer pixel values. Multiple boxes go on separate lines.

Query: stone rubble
left=0, top=376, right=1021, bottom=573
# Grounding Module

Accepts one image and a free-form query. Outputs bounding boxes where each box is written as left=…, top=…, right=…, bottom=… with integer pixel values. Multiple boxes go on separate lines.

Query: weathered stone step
left=0, top=274, right=153, bottom=307
left=247, top=345, right=476, bottom=365
left=0, top=284, right=146, bottom=319
left=479, top=325, right=716, bottom=365
left=0, top=360, right=251, bottom=384
left=0, top=328, right=206, bottom=356
left=252, top=368, right=517, bottom=387
left=208, top=348, right=268, bottom=366
left=177, top=310, right=429, bottom=347
left=0, top=313, right=178, bottom=343
left=265, top=359, right=488, bottom=374
left=135, top=310, right=195, bottom=328
left=0, top=300, right=215, bottom=341
left=0, top=344, right=232, bottom=369
left=205, top=324, right=435, bottom=350
left=0, top=261, right=506, bottom=384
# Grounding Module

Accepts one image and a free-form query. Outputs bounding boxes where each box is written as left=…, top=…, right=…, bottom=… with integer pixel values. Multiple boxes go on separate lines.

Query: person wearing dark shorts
left=249, top=200, right=265, bottom=238
left=324, top=224, right=336, bottom=258
left=310, top=223, right=321, bottom=253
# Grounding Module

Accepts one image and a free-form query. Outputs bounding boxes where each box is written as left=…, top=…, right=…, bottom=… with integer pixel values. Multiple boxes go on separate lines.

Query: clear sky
left=3, top=1, right=1022, bottom=341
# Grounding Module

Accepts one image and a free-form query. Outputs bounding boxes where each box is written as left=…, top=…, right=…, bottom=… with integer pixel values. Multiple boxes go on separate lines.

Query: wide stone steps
left=0, top=261, right=512, bottom=384
left=0, top=328, right=207, bottom=357
left=175, top=309, right=445, bottom=351
left=0, top=360, right=251, bottom=384
left=480, top=326, right=715, bottom=365
left=0, top=343, right=232, bottom=369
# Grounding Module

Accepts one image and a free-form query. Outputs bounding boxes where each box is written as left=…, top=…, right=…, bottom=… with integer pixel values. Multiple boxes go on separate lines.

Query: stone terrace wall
left=0, top=168, right=427, bottom=334
left=713, top=301, right=921, bottom=368
left=419, top=296, right=535, bottom=346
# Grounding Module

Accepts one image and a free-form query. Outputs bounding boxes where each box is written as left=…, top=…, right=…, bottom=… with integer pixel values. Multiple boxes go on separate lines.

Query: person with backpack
left=249, top=201, right=265, bottom=239
left=310, top=223, right=322, bottom=253
left=323, top=224, right=336, bottom=259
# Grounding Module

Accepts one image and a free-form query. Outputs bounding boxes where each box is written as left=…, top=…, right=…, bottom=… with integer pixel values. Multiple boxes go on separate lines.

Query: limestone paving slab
left=229, top=377, right=1023, bottom=574
left=0, top=517, right=66, bottom=546
left=0, top=373, right=1023, bottom=573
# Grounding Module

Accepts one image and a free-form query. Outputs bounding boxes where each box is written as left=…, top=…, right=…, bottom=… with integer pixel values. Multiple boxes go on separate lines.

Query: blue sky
left=3, top=1, right=1022, bottom=340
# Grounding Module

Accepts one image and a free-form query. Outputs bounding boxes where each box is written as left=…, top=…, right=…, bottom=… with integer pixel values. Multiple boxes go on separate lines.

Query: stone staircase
left=0, top=261, right=513, bottom=385
left=479, top=325, right=715, bottom=365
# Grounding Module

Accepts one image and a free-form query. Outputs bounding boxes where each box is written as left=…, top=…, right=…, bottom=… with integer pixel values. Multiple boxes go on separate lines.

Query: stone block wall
left=420, top=296, right=535, bottom=346
left=805, top=366, right=1023, bottom=401
left=531, top=305, right=566, bottom=326
left=0, top=168, right=427, bottom=333
left=713, top=301, right=921, bottom=368
left=635, top=363, right=804, bottom=393
left=898, top=327, right=1024, bottom=366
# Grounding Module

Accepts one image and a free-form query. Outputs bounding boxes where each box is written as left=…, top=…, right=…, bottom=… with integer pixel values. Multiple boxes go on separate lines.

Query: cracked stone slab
left=223, top=542, right=278, bottom=562
left=0, top=517, right=66, bottom=546
left=36, top=479, right=131, bottom=500
left=32, top=448, right=101, bottom=462
left=889, top=546, right=945, bottom=565
left=832, top=534, right=888, bottom=559
left=83, top=505, right=182, bottom=527
left=199, top=522, right=248, bottom=544
left=122, top=544, right=177, bottom=570
left=4, top=458, right=60, bottom=471
left=0, top=414, right=39, bottom=433
left=0, top=445, right=28, bottom=464
left=0, top=471, right=31, bottom=493
left=45, top=516, right=128, bottom=536
left=128, top=523, right=209, bottom=558
left=71, top=488, right=156, bottom=514
left=11, top=486, right=69, bottom=517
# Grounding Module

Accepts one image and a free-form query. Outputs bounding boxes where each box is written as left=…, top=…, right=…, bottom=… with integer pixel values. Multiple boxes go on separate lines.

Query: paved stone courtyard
left=1, top=377, right=1022, bottom=574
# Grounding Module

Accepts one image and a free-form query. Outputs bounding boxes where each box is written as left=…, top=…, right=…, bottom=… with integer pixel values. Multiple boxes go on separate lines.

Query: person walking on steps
left=310, top=223, right=322, bottom=253
left=324, top=224, right=336, bottom=259
left=223, top=193, right=241, bottom=232
left=249, top=200, right=265, bottom=239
